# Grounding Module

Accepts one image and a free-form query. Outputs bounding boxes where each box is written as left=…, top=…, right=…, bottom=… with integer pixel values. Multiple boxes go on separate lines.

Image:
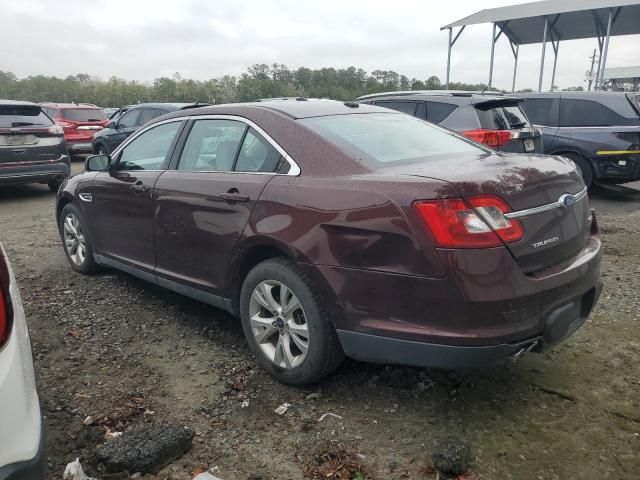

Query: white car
left=0, top=244, right=44, bottom=480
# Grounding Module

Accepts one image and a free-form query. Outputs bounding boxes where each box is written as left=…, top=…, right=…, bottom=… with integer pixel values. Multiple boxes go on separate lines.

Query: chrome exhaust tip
left=509, top=341, right=538, bottom=362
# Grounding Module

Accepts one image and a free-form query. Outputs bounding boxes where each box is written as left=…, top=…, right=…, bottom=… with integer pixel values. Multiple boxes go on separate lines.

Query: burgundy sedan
left=56, top=100, right=602, bottom=384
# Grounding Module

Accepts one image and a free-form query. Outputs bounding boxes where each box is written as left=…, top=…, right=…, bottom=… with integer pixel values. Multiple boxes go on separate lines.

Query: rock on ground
left=95, top=423, right=193, bottom=474
left=431, top=436, right=471, bottom=476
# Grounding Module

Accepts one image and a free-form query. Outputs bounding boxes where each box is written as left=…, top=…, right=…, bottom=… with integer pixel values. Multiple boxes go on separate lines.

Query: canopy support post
left=488, top=23, right=497, bottom=89
left=445, top=25, right=465, bottom=90
left=511, top=42, right=519, bottom=93
left=550, top=40, right=560, bottom=91
left=538, top=16, right=548, bottom=92
left=598, top=9, right=613, bottom=90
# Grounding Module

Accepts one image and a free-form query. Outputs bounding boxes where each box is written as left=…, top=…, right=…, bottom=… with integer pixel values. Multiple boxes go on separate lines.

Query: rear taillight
left=47, top=124, right=64, bottom=136
left=462, top=129, right=513, bottom=148
left=413, top=195, right=524, bottom=248
left=58, top=121, right=77, bottom=130
left=0, top=253, right=13, bottom=348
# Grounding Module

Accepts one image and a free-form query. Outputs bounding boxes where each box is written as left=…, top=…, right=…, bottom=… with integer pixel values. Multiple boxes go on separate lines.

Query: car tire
left=59, top=203, right=100, bottom=274
left=48, top=178, right=62, bottom=192
left=239, top=258, right=344, bottom=385
left=563, top=152, right=593, bottom=189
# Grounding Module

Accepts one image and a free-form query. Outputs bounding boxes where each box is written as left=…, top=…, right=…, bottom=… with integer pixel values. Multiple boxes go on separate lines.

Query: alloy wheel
left=248, top=280, right=309, bottom=369
left=63, top=213, right=87, bottom=266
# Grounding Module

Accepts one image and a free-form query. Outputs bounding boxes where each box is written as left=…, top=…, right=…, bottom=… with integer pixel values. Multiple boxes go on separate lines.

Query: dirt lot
left=1, top=161, right=639, bottom=480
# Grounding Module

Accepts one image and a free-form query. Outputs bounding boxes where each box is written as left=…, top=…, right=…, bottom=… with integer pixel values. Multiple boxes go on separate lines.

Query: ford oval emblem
left=559, top=193, right=576, bottom=208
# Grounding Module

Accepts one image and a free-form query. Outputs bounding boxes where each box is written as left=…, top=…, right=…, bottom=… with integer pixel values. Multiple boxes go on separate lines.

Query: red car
left=40, top=103, right=108, bottom=154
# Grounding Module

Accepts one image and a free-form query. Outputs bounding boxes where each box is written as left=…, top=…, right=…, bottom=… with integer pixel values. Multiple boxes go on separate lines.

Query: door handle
left=130, top=182, right=149, bottom=194
left=217, top=192, right=250, bottom=202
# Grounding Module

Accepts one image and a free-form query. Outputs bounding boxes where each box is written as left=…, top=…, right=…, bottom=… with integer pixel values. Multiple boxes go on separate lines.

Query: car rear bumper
left=0, top=156, right=70, bottom=185
left=0, top=421, right=45, bottom=480
left=0, top=248, right=44, bottom=479
left=66, top=142, right=93, bottom=153
left=336, top=281, right=601, bottom=369
left=308, top=234, right=602, bottom=369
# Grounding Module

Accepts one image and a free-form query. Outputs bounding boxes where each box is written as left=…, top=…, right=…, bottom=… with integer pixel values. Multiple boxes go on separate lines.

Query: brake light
left=0, top=253, right=13, bottom=348
left=413, top=195, right=524, bottom=248
left=58, top=121, right=77, bottom=130
left=47, top=124, right=64, bottom=136
left=462, top=129, right=513, bottom=148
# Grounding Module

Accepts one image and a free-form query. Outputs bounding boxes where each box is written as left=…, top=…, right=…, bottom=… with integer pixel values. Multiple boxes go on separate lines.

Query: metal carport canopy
left=441, top=0, right=640, bottom=91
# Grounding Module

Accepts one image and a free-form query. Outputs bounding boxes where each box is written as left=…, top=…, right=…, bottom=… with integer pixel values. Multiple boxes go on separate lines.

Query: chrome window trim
left=182, top=114, right=301, bottom=176
left=111, top=115, right=300, bottom=176
left=504, top=186, right=588, bottom=220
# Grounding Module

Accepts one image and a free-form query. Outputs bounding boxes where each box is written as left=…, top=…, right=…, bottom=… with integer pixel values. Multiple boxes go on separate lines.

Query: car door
left=88, top=119, right=184, bottom=274
left=153, top=118, right=284, bottom=298
left=106, top=108, right=141, bottom=152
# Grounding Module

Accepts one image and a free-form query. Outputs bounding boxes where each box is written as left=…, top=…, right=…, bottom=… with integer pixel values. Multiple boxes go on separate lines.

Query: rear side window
left=139, top=108, right=167, bottom=125
left=560, top=98, right=640, bottom=127
left=476, top=103, right=530, bottom=130
left=61, top=108, right=107, bottom=122
left=375, top=101, right=417, bottom=116
left=178, top=119, right=246, bottom=172
left=235, top=128, right=282, bottom=173
left=519, top=98, right=555, bottom=126
left=0, top=106, right=53, bottom=127
left=302, top=113, right=483, bottom=167
left=425, top=102, right=457, bottom=123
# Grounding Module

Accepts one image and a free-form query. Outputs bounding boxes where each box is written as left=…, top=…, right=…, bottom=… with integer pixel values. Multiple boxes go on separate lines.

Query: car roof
left=357, top=90, right=508, bottom=100
left=158, top=99, right=393, bottom=121
left=243, top=99, right=391, bottom=119
left=39, top=102, right=100, bottom=109
left=515, top=91, right=633, bottom=99
left=0, top=99, right=41, bottom=107
left=127, top=102, right=209, bottom=111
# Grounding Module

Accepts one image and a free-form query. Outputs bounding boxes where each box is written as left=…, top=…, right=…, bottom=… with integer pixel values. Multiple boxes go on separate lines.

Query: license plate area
left=524, top=138, right=535, bottom=152
left=0, top=134, right=36, bottom=146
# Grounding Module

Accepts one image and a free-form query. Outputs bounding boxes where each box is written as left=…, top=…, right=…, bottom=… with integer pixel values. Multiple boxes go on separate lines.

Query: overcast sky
left=2, top=0, right=639, bottom=90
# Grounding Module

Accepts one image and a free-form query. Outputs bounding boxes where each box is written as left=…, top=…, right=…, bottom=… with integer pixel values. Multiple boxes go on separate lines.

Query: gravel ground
left=1, top=162, right=639, bottom=480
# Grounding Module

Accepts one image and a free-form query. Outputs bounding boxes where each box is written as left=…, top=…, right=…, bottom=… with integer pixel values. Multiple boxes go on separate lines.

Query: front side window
left=302, top=113, right=484, bottom=166
left=235, top=128, right=281, bottom=173
left=118, top=121, right=182, bottom=171
left=178, top=119, right=246, bottom=172
left=118, top=109, right=140, bottom=128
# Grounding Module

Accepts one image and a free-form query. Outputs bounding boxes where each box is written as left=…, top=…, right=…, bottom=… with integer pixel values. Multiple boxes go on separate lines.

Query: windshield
left=301, top=112, right=484, bottom=166
left=476, top=102, right=531, bottom=130
left=62, top=108, right=107, bottom=122
left=0, top=105, right=53, bottom=127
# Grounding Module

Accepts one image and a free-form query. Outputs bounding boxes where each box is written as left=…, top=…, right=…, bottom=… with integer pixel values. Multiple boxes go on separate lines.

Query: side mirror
left=107, top=120, right=116, bottom=129
left=85, top=154, right=111, bottom=172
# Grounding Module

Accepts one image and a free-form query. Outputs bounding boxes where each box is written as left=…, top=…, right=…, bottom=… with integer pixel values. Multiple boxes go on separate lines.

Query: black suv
left=92, top=103, right=207, bottom=154
left=516, top=92, right=640, bottom=187
left=357, top=91, right=543, bottom=154
left=0, top=100, right=70, bottom=191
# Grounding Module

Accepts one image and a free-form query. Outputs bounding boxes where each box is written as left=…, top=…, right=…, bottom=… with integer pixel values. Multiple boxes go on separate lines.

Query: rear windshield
left=476, top=102, right=530, bottom=130
left=301, top=113, right=484, bottom=166
left=0, top=105, right=54, bottom=128
left=61, top=108, right=107, bottom=122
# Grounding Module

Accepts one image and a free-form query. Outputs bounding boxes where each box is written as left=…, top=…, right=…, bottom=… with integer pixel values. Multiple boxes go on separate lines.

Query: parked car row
left=57, top=99, right=602, bottom=384
left=357, top=90, right=640, bottom=187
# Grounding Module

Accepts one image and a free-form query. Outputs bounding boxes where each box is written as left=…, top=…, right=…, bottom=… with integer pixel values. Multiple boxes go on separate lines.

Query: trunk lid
left=392, top=151, right=589, bottom=273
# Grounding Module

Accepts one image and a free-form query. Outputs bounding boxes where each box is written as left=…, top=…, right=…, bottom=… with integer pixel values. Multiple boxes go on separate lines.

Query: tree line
left=0, top=64, right=493, bottom=107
